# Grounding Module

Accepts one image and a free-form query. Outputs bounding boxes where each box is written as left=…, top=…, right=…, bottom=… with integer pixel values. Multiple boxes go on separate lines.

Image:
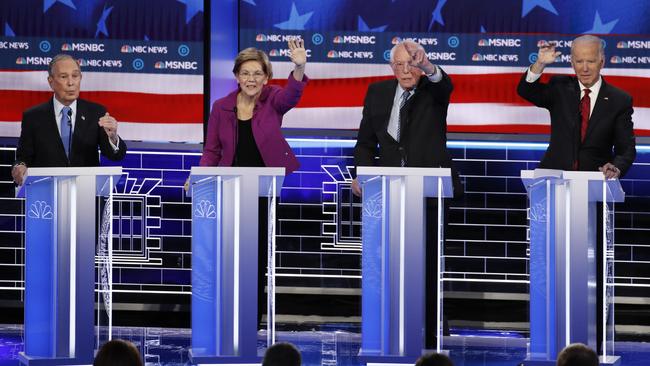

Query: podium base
left=522, top=355, right=621, bottom=366
left=188, top=349, right=262, bottom=365
left=358, top=354, right=419, bottom=365
left=18, top=352, right=93, bottom=366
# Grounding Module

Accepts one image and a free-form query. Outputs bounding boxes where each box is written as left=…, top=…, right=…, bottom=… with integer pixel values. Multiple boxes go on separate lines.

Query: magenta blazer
left=199, top=73, right=308, bottom=174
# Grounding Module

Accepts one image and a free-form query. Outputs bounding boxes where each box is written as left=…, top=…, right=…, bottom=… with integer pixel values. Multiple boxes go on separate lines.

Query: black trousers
left=425, top=198, right=451, bottom=348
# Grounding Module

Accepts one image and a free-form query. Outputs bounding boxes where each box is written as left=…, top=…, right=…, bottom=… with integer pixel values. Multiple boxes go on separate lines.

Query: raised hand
left=531, top=41, right=562, bottom=73
left=98, top=112, right=119, bottom=145
left=288, top=39, right=306, bottom=67
left=403, top=41, right=435, bottom=74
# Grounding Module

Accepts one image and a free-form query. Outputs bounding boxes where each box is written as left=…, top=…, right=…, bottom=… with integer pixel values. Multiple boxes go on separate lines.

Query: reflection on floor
left=1, top=325, right=649, bottom=366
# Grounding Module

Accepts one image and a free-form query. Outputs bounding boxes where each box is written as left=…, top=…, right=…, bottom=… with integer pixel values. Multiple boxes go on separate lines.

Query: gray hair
left=389, top=40, right=425, bottom=63
left=571, top=35, right=605, bottom=59
left=48, top=54, right=80, bottom=77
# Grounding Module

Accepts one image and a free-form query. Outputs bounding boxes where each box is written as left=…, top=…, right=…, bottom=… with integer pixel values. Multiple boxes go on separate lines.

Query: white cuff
left=426, top=65, right=443, bottom=83
left=525, top=67, right=542, bottom=83
left=109, top=136, right=120, bottom=152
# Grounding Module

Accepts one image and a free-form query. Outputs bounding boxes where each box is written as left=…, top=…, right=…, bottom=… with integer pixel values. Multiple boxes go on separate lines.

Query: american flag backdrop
left=242, top=0, right=650, bottom=136
left=0, top=0, right=204, bottom=142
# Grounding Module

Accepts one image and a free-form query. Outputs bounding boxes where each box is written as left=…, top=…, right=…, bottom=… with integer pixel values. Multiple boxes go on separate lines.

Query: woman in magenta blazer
left=199, top=39, right=307, bottom=174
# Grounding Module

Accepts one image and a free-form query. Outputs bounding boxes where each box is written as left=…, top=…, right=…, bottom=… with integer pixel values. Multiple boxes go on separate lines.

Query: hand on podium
left=599, top=163, right=621, bottom=179
left=351, top=178, right=362, bottom=197
left=11, top=163, right=26, bottom=186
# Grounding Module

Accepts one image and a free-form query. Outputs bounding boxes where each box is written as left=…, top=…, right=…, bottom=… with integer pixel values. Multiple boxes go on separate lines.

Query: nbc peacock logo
left=121, top=45, right=133, bottom=53
left=61, top=43, right=72, bottom=51
left=332, top=36, right=343, bottom=44
left=616, top=41, right=628, bottom=49
left=391, top=37, right=402, bottom=45
left=269, top=49, right=279, bottom=56
left=154, top=61, right=166, bottom=69
left=256, top=34, right=267, bottom=42
left=326, top=50, right=338, bottom=58
left=15, top=57, right=27, bottom=65
left=478, top=39, right=489, bottom=46
left=610, top=56, right=622, bottom=64
left=471, top=53, right=483, bottom=61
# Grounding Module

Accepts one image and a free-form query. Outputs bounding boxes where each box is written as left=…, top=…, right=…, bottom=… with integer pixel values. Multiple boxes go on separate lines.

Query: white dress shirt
left=387, top=65, right=443, bottom=140
left=52, top=96, right=120, bottom=151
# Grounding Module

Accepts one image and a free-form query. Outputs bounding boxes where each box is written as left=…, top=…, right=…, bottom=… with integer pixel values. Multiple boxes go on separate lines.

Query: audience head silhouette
left=556, top=343, right=598, bottom=366
left=93, top=339, right=143, bottom=366
left=415, top=352, right=454, bottom=366
left=262, top=342, right=302, bottom=366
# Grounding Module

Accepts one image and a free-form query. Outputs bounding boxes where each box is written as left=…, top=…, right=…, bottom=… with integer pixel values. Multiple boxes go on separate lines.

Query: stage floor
left=1, top=324, right=648, bottom=366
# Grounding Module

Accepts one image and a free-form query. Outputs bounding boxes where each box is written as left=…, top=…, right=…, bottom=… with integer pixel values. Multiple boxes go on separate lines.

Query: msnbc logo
left=391, top=37, right=402, bottom=45
left=154, top=61, right=166, bottom=69
left=269, top=49, right=280, bottom=56
left=61, top=43, right=72, bottom=51
left=478, top=39, right=488, bottom=46
left=616, top=41, right=628, bottom=49
left=15, top=57, right=27, bottom=65
left=121, top=45, right=133, bottom=53
left=332, top=36, right=343, bottom=44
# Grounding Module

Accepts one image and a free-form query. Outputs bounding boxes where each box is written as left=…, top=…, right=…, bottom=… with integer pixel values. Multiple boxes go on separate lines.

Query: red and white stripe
left=1, top=63, right=649, bottom=142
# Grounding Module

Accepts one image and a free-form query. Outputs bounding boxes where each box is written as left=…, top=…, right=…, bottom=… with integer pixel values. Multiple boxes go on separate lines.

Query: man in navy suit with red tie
left=517, top=34, right=636, bottom=352
left=517, top=34, right=636, bottom=178
left=11, top=54, right=127, bottom=186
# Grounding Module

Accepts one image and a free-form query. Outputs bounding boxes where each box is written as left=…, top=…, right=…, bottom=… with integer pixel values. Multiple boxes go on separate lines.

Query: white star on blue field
left=429, top=0, right=447, bottom=29
left=358, top=16, right=387, bottom=32
left=274, top=2, right=313, bottom=30
left=95, top=4, right=113, bottom=37
left=521, top=0, right=558, bottom=17
left=583, top=10, right=618, bottom=34
left=177, top=0, right=204, bottom=24
left=43, top=0, right=76, bottom=13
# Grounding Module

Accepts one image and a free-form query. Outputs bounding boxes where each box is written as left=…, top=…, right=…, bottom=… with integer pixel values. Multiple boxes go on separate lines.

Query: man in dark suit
left=517, top=35, right=636, bottom=352
left=352, top=40, right=461, bottom=349
left=11, top=54, right=126, bottom=185
left=517, top=35, right=635, bottom=178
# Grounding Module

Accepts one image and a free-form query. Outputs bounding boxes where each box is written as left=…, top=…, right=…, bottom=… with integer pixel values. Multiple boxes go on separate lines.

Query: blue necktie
left=61, top=106, right=72, bottom=158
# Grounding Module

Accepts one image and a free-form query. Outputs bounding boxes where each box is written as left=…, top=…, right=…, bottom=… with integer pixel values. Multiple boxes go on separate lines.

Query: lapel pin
left=81, top=115, right=86, bottom=120
left=603, top=97, right=609, bottom=100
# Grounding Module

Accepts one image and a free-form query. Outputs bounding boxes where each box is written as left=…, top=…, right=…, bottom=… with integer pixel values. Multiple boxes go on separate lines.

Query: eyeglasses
left=238, top=71, right=266, bottom=80
left=391, top=61, right=415, bottom=71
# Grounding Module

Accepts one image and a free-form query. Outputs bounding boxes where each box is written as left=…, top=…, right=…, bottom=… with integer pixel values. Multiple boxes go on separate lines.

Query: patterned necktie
left=395, top=90, right=410, bottom=142
left=61, top=106, right=72, bottom=158
left=396, top=90, right=410, bottom=166
left=580, top=89, right=591, bottom=142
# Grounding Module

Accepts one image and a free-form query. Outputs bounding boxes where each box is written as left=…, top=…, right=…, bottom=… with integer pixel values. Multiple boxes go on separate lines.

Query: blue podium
left=188, top=166, right=284, bottom=364
left=18, top=166, right=122, bottom=366
left=356, top=167, right=453, bottom=365
left=522, top=170, right=622, bottom=366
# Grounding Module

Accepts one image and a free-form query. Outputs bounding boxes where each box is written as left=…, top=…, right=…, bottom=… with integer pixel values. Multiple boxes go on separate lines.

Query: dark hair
left=48, top=54, right=79, bottom=77
left=556, top=343, right=598, bottom=366
left=233, top=47, right=273, bottom=79
left=262, top=342, right=301, bottom=366
left=415, top=352, right=454, bottom=366
left=93, top=339, right=143, bottom=366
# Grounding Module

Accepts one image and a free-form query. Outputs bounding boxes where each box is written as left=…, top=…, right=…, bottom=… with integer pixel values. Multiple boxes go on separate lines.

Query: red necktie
left=580, top=88, right=591, bottom=142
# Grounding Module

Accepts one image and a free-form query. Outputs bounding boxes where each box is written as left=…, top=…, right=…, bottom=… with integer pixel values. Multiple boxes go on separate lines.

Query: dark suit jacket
left=15, top=98, right=127, bottom=167
left=517, top=73, right=636, bottom=177
left=354, top=70, right=462, bottom=197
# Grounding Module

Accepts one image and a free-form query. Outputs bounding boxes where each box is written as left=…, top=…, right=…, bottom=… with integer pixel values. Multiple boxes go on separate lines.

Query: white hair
left=389, top=40, right=425, bottom=63
left=571, top=35, right=605, bottom=59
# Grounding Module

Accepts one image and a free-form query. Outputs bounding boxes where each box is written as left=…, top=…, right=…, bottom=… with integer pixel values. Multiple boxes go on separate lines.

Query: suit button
left=398, top=147, right=404, bottom=151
